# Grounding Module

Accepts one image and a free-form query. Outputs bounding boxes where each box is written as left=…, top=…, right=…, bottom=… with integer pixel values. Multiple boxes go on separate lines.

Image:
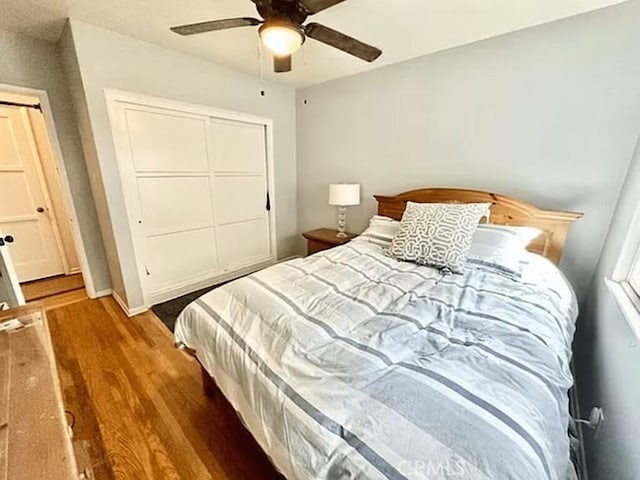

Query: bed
left=174, top=188, right=583, bottom=480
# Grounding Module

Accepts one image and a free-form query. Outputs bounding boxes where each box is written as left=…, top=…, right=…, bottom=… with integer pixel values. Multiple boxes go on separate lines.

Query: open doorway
left=0, top=90, right=86, bottom=302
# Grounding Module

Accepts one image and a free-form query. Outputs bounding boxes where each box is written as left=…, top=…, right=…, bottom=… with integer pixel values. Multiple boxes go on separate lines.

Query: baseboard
left=147, top=259, right=275, bottom=306
left=277, top=255, right=302, bottom=263
left=92, top=289, right=112, bottom=298
left=111, top=291, right=148, bottom=317
left=110, top=259, right=278, bottom=314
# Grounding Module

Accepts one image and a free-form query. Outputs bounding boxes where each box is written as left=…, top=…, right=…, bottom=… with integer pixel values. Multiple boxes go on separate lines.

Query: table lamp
left=328, top=184, right=360, bottom=238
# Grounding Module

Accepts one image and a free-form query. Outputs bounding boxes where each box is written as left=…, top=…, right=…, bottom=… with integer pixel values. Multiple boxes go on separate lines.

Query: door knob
left=36, top=207, right=45, bottom=213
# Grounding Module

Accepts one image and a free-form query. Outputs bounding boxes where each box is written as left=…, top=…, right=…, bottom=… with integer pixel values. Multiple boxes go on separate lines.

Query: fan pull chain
left=257, top=36, right=266, bottom=95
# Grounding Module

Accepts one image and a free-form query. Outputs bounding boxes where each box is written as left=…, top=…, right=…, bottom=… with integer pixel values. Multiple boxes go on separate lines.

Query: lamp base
left=336, top=206, right=348, bottom=238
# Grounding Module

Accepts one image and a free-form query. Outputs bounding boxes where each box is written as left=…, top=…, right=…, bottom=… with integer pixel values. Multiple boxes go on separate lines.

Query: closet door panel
left=146, top=228, right=218, bottom=291
left=218, top=219, right=270, bottom=269
left=210, top=120, right=265, bottom=173
left=210, top=117, right=271, bottom=273
left=125, top=109, right=208, bottom=172
left=136, top=176, right=213, bottom=235
left=213, top=176, right=266, bottom=225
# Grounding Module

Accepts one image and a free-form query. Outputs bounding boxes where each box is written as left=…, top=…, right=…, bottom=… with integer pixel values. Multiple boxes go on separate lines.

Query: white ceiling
left=0, top=0, right=629, bottom=87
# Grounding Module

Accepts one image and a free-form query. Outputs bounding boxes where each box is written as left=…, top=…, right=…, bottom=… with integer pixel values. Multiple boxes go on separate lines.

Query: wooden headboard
left=374, top=188, right=582, bottom=265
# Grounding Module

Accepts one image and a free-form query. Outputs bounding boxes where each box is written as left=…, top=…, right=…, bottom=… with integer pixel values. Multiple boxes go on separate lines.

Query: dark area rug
left=152, top=285, right=217, bottom=333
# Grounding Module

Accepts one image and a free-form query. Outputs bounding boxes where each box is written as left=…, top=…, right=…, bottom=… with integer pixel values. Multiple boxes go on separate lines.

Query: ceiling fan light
left=259, top=21, right=304, bottom=56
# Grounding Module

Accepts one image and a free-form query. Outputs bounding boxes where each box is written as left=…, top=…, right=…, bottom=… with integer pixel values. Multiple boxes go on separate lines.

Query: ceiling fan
left=170, top=0, right=382, bottom=73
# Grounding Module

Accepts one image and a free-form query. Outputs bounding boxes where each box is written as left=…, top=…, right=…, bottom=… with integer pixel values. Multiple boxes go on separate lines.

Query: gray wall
left=296, top=0, right=640, bottom=300
left=61, top=20, right=298, bottom=310
left=59, top=23, right=130, bottom=304
left=0, top=30, right=110, bottom=293
left=574, top=134, right=640, bottom=479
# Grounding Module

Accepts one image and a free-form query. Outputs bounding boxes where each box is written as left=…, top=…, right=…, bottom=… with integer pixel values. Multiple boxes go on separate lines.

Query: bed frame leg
left=201, top=366, right=217, bottom=399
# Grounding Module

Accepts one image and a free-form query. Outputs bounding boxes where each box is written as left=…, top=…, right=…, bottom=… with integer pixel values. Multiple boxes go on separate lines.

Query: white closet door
left=109, top=94, right=276, bottom=308
left=122, top=106, right=219, bottom=295
left=209, top=118, right=271, bottom=270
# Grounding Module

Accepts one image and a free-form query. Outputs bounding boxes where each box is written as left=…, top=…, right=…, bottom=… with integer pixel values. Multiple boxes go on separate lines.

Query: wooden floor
left=48, top=296, right=283, bottom=480
left=22, top=273, right=85, bottom=302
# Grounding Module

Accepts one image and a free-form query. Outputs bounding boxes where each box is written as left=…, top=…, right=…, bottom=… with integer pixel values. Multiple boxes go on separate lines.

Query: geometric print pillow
left=387, top=202, right=491, bottom=273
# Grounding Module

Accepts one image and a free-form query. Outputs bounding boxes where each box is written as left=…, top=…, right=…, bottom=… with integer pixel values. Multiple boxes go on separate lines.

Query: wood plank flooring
left=41, top=288, right=88, bottom=311
left=22, top=273, right=85, bottom=301
left=47, top=296, right=283, bottom=480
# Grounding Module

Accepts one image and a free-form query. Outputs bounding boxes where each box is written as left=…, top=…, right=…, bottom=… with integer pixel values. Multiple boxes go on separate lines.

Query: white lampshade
left=259, top=21, right=304, bottom=56
left=329, top=184, right=360, bottom=206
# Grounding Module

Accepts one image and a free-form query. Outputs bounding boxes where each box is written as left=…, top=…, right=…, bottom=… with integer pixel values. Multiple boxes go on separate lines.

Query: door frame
left=104, top=89, right=278, bottom=309
left=0, top=83, right=97, bottom=297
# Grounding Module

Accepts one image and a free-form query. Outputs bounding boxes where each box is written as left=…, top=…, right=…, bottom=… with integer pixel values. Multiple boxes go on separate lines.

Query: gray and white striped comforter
left=175, top=240, right=577, bottom=480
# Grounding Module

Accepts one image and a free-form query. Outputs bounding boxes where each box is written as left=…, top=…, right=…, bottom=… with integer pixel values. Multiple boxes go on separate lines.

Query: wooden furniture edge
left=302, top=228, right=356, bottom=242
left=0, top=303, right=80, bottom=479
left=0, top=301, right=46, bottom=323
left=374, top=188, right=583, bottom=265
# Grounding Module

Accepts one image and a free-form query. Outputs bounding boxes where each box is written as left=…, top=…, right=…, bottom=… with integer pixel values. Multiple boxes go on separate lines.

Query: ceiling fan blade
left=305, top=23, right=382, bottom=62
left=170, top=17, right=262, bottom=36
left=274, top=55, right=292, bottom=73
left=300, top=0, right=347, bottom=14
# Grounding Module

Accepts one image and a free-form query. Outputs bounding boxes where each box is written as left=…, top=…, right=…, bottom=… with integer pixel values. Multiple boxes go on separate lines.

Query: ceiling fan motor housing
left=256, top=0, right=309, bottom=24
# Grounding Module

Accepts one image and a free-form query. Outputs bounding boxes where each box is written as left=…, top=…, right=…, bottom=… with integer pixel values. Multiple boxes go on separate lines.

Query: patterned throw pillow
left=388, top=202, right=491, bottom=273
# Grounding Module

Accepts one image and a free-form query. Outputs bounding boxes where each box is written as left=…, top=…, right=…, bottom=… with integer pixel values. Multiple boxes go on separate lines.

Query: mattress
left=175, top=240, right=578, bottom=480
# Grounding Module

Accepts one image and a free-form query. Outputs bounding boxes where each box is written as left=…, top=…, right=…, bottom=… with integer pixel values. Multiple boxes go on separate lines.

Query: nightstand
left=302, top=228, right=357, bottom=255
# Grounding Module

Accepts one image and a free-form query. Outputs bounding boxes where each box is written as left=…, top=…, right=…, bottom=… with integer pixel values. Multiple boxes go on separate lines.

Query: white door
left=0, top=106, right=64, bottom=282
left=118, top=105, right=219, bottom=300
left=210, top=118, right=272, bottom=270
left=0, top=233, right=25, bottom=307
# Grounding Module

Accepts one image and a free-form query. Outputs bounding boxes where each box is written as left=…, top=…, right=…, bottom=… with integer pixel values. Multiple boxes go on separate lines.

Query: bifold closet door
left=121, top=106, right=219, bottom=295
left=209, top=118, right=271, bottom=270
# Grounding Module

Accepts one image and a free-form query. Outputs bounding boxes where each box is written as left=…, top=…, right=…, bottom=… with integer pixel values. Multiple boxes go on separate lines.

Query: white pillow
left=357, top=215, right=400, bottom=248
left=465, top=225, right=541, bottom=278
left=469, top=224, right=543, bottom=258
